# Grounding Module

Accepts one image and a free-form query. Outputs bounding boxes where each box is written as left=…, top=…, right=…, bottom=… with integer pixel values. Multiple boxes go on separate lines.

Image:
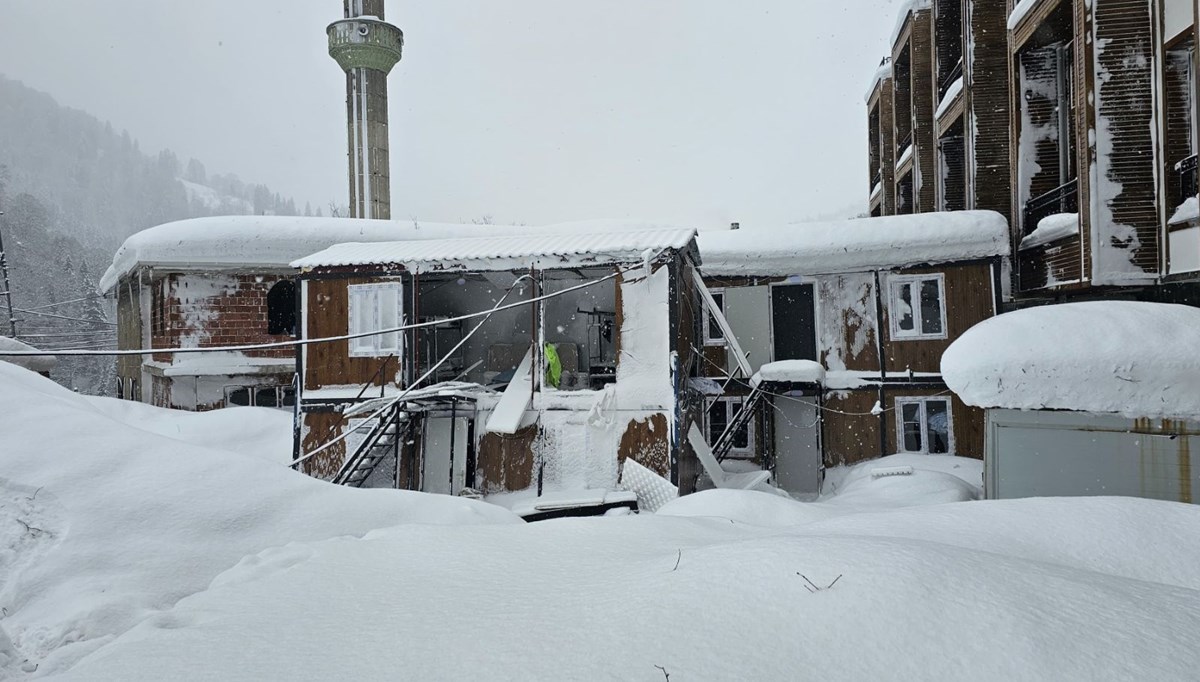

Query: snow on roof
left=0, top=336, right=56, bottom=373
left=1008, top=0, right=1048, bottom=30
left=292, top=228, right=699, bottom=272
left=943, top=302, right=1200, bottom=419
left=864, top=59, right=893, bottom=103
left=99, top=215, right=537, bottom=293
left=934, top=77, right=964, bottom=119
left=891, top=0, right=932, bottom=47
left=697, top=210, right=1009, bottom=277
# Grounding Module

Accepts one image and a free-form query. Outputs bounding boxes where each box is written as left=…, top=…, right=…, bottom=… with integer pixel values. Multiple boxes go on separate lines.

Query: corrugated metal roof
left=292, top=228, right=698, bottom=271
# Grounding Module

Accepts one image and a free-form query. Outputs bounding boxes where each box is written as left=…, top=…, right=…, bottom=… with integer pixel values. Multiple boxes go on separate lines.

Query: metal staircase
left=333, top=402, right=413, bottom=488
left=712, top=382, right=772, bottom=463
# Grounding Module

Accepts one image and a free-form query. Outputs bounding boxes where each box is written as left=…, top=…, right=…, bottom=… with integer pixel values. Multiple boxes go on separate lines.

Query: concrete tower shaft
left=327, top=0, right=403, bottom=219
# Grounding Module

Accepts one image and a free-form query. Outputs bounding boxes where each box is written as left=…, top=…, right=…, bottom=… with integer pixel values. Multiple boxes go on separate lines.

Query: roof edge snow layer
left=697, top=210, right=1010, bottom=277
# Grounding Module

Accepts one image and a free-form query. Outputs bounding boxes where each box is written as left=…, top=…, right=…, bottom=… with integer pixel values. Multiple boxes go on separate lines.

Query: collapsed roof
left=291, top=228, right=699, bottom=273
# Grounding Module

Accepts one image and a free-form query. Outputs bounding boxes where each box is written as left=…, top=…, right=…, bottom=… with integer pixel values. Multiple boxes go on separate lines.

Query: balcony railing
left=1178, top=154, right=1198, bottom=206
left=938, top=57, right=963, bottom=101
left=1023, top=179, right=1079, bottom=236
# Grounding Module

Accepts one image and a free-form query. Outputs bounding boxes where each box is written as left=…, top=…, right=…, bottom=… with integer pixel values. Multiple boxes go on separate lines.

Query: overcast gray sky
left=0, top=0, right=904, bottom=229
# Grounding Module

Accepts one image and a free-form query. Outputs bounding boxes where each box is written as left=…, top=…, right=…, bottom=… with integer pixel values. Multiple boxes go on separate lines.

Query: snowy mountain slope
left=0, top=364, right=517, bottom=678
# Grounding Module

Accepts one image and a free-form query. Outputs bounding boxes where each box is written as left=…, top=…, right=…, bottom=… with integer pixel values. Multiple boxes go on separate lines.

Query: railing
left=896, top=131, right=913, bottom=164
left=1023, top=179, right=1079, bottom=236
left=871, top=169, right=883, bottom=192
left=938, top=57, right=963, bottom=101
left=1178, top=154, right=1198, bottom=207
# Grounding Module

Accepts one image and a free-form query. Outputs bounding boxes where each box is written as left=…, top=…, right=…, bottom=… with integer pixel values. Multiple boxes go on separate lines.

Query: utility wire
left=0, top=263, right=642, bottom=358
left=292, top=274, right=532, bottom=469
left=12, top=308, right=116, bottom=325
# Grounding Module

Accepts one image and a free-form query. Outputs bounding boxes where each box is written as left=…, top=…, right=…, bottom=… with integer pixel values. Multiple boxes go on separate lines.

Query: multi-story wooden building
left=868, top=0, right=1200, bottom=300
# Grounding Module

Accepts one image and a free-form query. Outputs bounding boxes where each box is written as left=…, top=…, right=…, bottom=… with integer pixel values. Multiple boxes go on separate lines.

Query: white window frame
left=706, top=396, right=755, bottom=457
left=895, top=397, right=954, bottom=455
left=703, top=288, right=728, bottom=347
left=888, top=273, right=948, bottom=340
left=348, top=282, right=404, bottom=358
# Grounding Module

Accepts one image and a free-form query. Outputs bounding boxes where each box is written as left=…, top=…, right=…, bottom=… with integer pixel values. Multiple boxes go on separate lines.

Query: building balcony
left=938, top=58, right=963, bottom=101
left=327, top=17, right=404, bottom=74
left=1023, top=179, right=1078, bottom=236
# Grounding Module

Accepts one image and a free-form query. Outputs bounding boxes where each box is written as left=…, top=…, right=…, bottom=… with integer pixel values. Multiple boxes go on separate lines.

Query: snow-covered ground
left=3, top=363, right=1200, bottom=680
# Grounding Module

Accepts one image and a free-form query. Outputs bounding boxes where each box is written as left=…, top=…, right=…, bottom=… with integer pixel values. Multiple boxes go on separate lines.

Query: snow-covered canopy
left=0, top=336, right=56, bottom=373
left=698, top=210, right=1009, bottom=277
left=943, top=302, right=1200, bottom=419
left=752, top=360, right=826, bottom=386
left=98, top=216, right=539, bottom=293
left=292, top=228, right=699, bottom=273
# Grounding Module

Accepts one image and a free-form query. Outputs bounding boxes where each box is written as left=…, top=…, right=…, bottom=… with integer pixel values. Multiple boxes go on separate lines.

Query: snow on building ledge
left=292, top=228, right=699, bottom=273
left=697, top=210, right=1010, bottom=277
left=942, top=302, right=1200, bottom=420
left=0, top=336, right=56, bottom=374
left=752, top=360, right=826, bottom=387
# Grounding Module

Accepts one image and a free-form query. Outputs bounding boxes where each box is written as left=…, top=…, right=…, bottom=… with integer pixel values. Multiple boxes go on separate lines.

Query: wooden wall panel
left=822, top=390, right=883, bottom=466
left=618, top=413, right=671, bottom=476
left=301, top=411, right=347, bottom=480
left=1093, top=0, right=1160, bottom=277
left=968, top=0, right=1013, bottom=220
left=477, top=424, right=537, bottom=493
left=882, top=262, right=995, bottom=374
left=304, top=275, right=401, bottom=390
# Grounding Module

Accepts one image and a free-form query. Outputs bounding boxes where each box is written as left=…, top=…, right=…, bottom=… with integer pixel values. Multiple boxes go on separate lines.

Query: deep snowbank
left=0, top=364, right=517, bottom=677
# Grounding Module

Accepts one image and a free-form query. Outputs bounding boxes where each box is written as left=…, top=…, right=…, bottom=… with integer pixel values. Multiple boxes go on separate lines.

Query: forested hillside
left=0, top=76, right=304, bottom=395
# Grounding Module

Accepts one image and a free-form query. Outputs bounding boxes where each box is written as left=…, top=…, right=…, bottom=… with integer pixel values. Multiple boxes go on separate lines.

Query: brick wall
left=152, top=273, right=296, bottom=362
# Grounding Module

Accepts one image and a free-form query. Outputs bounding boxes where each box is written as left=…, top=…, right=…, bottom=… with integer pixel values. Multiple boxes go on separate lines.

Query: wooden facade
left=871, top=0, right=1199, bottom=296
left=701, top=258, right=1002, bottom=475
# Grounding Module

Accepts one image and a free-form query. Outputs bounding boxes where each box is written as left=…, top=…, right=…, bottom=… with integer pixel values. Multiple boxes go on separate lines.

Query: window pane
left=709, top=400, right=728, bottom=444
left=920, top=280, right=943, bottom=335
left=901, top=402, right=922, bottom=452
left=281, top=387, right=296, bottom=408
left=731, top=399, right=749, bottom=449
left=255, top=388, right=278, bottom=408
left=708, top=293, right=725, bottom=340
left=895, top=283, right=914, bottom=331
left=227, top=388, right=251, bottom=407
left=926, top=400, right=950, bottom=454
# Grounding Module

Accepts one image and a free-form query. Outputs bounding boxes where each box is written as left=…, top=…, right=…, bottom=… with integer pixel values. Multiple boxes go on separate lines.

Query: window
left=896, top=397, right=952, bottom=454
left=707, top=397, right=753, bottom=456
left=266, top=280, right=297, bottom=336
left=704, top=290, right=727, bottom=346
left=348, top=282, right=403, bottom=357
left=152, top=279, right=169, bottom=337
left=889, top=274, right=946, bottom=339
left=223, top=385, right=294, bottom=410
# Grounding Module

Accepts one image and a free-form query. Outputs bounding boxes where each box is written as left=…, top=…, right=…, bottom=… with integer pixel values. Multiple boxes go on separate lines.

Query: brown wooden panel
left=477, top=424, right=536, bottom=493
left=618, top=413, right=671, bottom=476
left=968, top=0, right=1012, bottom=220
left=817, top=274, right=880, bottom=372
left=304, top=275, right=401, bottom=390
left=301, top=411, right=347, bottom=480
left=882, top=262, right=995, bottom=374
left=822, top=390, right=883, bottom=467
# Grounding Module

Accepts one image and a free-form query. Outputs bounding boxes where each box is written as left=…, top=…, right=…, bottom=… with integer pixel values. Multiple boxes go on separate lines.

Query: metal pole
left=0, top=210, right=18, bottom=337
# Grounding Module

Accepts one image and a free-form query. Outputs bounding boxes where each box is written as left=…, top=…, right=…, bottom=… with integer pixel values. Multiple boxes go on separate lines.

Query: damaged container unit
left=98, top=215, right=539, bottom=411
left=290, top=228, right=707, bottom=496
left=943, top=301, right=1200, bottom=504
left=695, top=210, right=1011, bottom=492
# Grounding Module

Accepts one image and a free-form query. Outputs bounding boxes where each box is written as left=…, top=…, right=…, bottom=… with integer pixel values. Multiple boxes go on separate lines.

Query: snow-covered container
left=290, top=226, right=708, bottom=502
left=943, top=302, right=1200, bottom=503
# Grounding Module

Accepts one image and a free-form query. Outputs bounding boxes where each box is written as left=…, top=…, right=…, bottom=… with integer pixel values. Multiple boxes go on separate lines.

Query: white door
left=422, top=417, right=470, bottom=495
left=773, top=398, right=822, bottom=494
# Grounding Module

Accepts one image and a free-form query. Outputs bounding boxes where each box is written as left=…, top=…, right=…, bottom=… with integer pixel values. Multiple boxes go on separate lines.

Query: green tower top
left=327, top=17, right=404, bottom=74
